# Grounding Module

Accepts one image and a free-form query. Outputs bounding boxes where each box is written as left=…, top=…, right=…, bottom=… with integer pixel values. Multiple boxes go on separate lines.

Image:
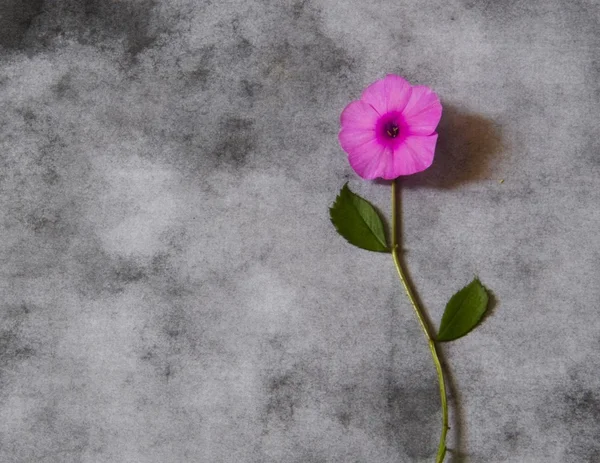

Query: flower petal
left=340, top=99, right=380, bottom=130
left=339, top=100, right=379, bottom=160
left=339, top=127, right=376, bottom=153
left=402, top=86, right=442, bottom=136
left=361, top=74, right=412, bottom=114
left=347, top=138, right=390, bottom=180
left=384, top=133, right=438, bottom=178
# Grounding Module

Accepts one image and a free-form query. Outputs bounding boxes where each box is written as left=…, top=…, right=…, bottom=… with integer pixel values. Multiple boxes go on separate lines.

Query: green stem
left=391, top=179, right=448, bottom=463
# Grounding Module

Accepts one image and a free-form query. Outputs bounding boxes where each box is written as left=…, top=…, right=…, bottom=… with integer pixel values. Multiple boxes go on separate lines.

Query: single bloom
left=339, top=74, right=442, bottom=180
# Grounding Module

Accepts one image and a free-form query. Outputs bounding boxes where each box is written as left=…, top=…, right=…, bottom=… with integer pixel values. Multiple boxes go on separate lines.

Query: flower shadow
left=377, top=104, right=504, bottom=189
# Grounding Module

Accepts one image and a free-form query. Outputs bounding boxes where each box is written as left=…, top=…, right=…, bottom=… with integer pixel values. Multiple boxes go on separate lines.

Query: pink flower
left=339, top=75, right=442, bottom=180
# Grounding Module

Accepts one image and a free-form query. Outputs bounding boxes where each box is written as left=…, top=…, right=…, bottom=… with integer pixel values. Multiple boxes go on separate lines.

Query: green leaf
left=329, top=183, right=389, bottom=252
left=437, top=278, right=490, bottom=342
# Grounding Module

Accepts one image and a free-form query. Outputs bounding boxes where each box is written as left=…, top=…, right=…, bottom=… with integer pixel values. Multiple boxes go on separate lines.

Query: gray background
left=0, top=0, right=598, bottom=462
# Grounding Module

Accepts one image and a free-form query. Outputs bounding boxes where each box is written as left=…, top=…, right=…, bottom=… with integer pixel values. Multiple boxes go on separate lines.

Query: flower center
left=385, top=122, right=400, bottom=138
left=375, top=112, right=404, bottom=148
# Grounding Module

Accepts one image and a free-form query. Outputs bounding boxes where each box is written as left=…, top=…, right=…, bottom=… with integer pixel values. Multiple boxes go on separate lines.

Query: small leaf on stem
left=329, top=183, right=389, bottom=252
left=437, top=278, right=490, bottom=342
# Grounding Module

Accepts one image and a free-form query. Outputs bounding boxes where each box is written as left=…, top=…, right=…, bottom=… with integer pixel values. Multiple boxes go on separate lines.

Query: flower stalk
left=391, top=179, right=449, bottom=463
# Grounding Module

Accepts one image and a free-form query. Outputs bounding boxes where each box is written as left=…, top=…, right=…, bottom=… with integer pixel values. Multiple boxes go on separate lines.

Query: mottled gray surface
left=0, top=0, right=598, bottom=462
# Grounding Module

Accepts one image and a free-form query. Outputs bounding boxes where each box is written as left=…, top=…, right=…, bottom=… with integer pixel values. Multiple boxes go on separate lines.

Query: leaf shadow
left=375, top=205, right=392, bottom=250
left=478, top=286, right=498, bottom=329
left=444, top=289, right=498, bottom=463
left=376, top=104, right=504, bottom=189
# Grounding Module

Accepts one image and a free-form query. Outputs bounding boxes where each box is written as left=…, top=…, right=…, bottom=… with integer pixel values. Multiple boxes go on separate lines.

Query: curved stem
left=391, top=179, right=448, bottom=463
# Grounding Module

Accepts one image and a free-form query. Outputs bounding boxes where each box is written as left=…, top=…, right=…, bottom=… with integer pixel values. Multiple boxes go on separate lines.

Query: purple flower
left=339, top=74, right=442, bottom=180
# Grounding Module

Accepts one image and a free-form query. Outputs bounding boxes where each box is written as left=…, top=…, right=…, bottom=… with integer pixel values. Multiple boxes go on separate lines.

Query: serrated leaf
left=437, top=278, right=489, bottom=342
left=329, top=183, right=389, bottom=252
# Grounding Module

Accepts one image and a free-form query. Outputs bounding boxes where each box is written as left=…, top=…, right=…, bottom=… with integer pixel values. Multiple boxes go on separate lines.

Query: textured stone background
left=0, top=1, right=599, bottom=462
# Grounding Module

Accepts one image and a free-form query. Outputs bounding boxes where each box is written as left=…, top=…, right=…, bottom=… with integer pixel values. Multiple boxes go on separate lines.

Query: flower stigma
left=385, top=122, right=400, bottom=138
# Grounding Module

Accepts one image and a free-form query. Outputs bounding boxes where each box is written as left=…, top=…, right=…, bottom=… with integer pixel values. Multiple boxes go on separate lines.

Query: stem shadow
left=391, top=184, right=466, bottom=462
